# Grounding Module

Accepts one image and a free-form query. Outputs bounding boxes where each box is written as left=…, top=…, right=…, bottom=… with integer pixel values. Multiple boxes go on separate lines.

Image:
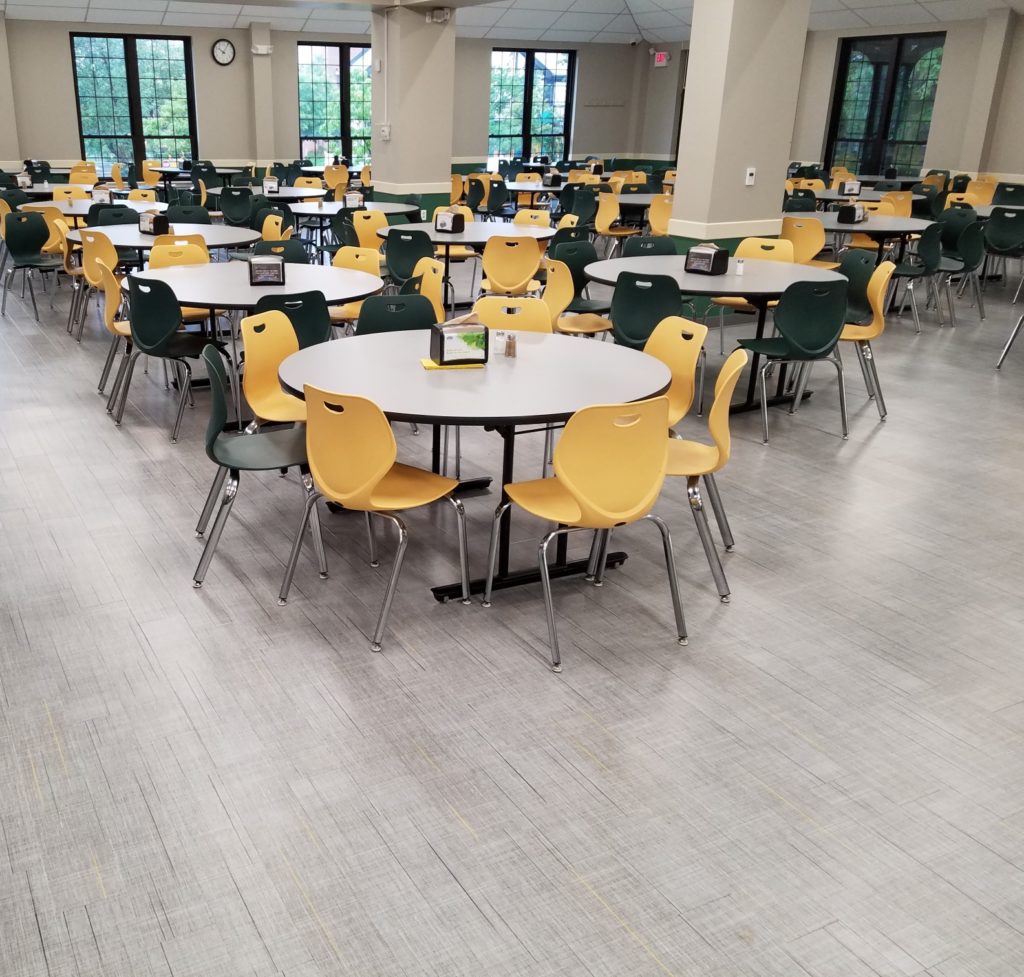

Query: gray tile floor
left=2, top=255, right=1024, bottom=977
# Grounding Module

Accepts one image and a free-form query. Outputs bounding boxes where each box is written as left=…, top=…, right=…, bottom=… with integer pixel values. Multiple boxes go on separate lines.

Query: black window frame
left=69, top=31, right=199, bottom=174
left=296, top=41, right=372, bottom=166
left=490, top=47, right=576, bottom=162
left=824, top=31, right=946, bottom=177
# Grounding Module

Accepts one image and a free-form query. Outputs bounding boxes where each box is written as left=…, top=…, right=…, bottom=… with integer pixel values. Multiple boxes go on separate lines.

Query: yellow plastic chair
left=36, top=205, right=63, bottom=256
left=847, top=200, right=895, bottom=251
left=330, top=246, right=382, bottom=326
left=630, top=171, right=648, bottom=185
left=945, top=192, right=980, bottom=210
left=240, top=311, right=306, bottom=424
left=513, top=209, right=551, bottom=228
left=105, top=163, right=127, bottom=190
left=710, top=237, right=794, bottom=353
left=663, top=169, right=677, bottom=187
left=128, top=188, right=156, bottom=202
left=53, top=186, right=87, bottom=200
left=921, top=173, right=946, bottom=191
left=69, top=166, right=98, bottom=187
left=514, top=171, right=539, bottom=208
left=595, top=193, right=639, bottom=256
left=278, top=388, right=471, bottom=651
left=449, top=173, right=465, bottom=206
left=648, top=194, right=673, bottom=236
left=74, top=229, right=121, bottom=341
left=351, top=209, right=389, bottom=257
left=404, top=256, right=445, bottom=322
left=965, top=180, right=995, bottom=205
left=141, top=160, right=162, bottom=186
left=481, top=396, right=686, bottom=671
left=97, top=263, right=133, bottom=397
left=882, top=191, right=913, bottom=217
left=324, top=165, right=349, bottom=192
left=472, top=296, right=551, bottom=333
left=358, top=165, right=372, bottom=188
left=780, top=216, right=839, bottom=269
left=152, top=233, right=207, bottom=252
left=54, top=217, right=86, bottom=335
left=480, top=236, right=541, bottom=296
left=293, top=176, right=324, bottom=202
left=149, top=241, right=212, bottom=323
left=607, top=177, right=626, bottom=195
left=839, top=260, right=895, bottom=422
left=541, top=259, right=610, bottom=337
left=664, top=347, right=749, bottom=602
left=643, top=316, right=708, bottom=424
left=556, top=213, right=579, bottom=230
left=261, top=213, right=293, bottom=241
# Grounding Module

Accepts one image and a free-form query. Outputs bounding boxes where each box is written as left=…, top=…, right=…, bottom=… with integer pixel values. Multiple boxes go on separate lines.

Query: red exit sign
left=653, top=50, right=671, bottom=67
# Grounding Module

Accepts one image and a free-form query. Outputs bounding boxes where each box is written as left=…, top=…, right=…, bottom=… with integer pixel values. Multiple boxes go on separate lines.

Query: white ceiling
left=0, top=0, right=1016, bottom=44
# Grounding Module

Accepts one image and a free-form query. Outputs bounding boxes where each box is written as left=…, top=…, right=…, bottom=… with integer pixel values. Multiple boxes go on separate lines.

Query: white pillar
left=0, top=17, right=21, bottom=163
left=250, top=24, right=275, bottom=166
left=670, top=0, right=811, bottom=241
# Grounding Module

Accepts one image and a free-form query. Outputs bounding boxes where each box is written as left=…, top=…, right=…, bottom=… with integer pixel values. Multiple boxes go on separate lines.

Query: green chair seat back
left=219, top=186, right=253, bottom=226
left=838, top=249, right=875, bottom=323
left=984, top=208, right=1024, bottom=254
left=97, top=207, right=140, bottom=227
left=252, top=239, right=308, bottom=263
left=771, top=279, right=849, bottom=359
left=551, top=240, right=599, bottom=298
left=609, top=272, right=685, bottom=351
left=622, top=236, right=675, bottom=258
left=127, top=276, right=183, bottom=355
left=4, top=212, right=49, bottom=263
left=253, top=290, right=332, bottom=349
left=937, top=207, right=977, bottom=252
left=356, top=294, right=436, bottom=335
left=955, top=221, right=986, bottom=272
left=0, top=188, right=30, bottom=209
left=570, top=188, right=598, bottom=225
left=783, top=197, right=817, bottom=213
left=385, top=229, right=433, bottom=285
left=993, top=183, right=1024, bottom=207
left=165, top=205, right=212, bottom=224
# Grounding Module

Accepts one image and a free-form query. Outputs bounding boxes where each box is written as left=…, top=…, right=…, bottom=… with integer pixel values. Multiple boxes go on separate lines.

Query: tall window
left=71, top=33, right=197, bottom=176
left=489, top=49, right=575, bottom=163
left=297, top=43, right=372, bottom=167
left=825, top=33, right=945, bottom=176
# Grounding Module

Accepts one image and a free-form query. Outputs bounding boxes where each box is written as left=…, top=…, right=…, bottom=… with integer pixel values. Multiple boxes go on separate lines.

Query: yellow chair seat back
left=473, top=296, right=552, bottom=333
left=643, top=317, right=708, bottom=426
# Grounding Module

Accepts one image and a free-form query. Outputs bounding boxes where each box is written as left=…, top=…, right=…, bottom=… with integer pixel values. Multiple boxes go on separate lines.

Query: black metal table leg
left=729, top=299, right=811, bottom=415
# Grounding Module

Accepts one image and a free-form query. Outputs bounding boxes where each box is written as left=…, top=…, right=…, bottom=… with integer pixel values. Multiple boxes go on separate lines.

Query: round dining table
left=586, top=254, right=845, bottom=413
left=813, top=188, right=924, bottom=204
left=787, top=211, right=933, bottom=262
left=209, top=185, right=327, bottom=202
left=378, top=221, right=555, bottom=312
left=67, top=223, right=261, bottom=251
left=152, top=166, right=243, bottom=195
left=291, top=200, right=421, bottom=252
left=20, top=183, right=97, bottom=199
left=22, top=199, right=168, bottom=219
left=857, top=174, right=924, bottom=190
left=279, top=330, right=671, bottom=601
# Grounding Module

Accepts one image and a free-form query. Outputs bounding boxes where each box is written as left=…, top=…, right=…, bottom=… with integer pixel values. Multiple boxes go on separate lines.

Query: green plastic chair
left=219, top=186, right=253, bottom=227
left=984, top=207, right=1024, bottom=304
left=622, top=235, right=675, bottom=258
left=556, top=183, right=577, bottom=217
left=570, top=188, right=598, bottom=226
left=355, top=294, right=436, bottom=335
left=783, top=196, right=817, bottom=213
left=993, top=182, right=1024, bottom=207
left=937, top=206, right=977, bottom=257
left=165, top=205, right=212, bottom=224
left=949, top=174, right=971, bottom=193
left=246, top=195, right=271, bottom=229
left=609, top=272, right=685, bottom=351
left=192, top=344, right=326, bottom=591
left=254, top=290, right=332, bottom=348
left=113, top=276, right=227, bottom=441
left=737, top=278, right=850, bottom=443
left=2, top=212, right=61, bottom=320
left=252, top=239, right=308, bottom=263
left=384, top=229, right=433, bottom=288
left=465, top=176, right=488, bottom=213
left=97, top=207, right=139, bottom=226
left=485, top=181, right=514, bottom=220
left=838, top=249, right=875, bottom=325
left=935, top=221, right=985, bottom=326
left=551, top=240, right=611, bottom=315
left=0, top=188, right=30, bottom=210
left=892, top=222, right=944, bottom=332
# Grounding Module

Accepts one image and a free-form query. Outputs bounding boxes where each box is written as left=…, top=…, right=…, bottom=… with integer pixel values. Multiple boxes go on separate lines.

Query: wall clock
left=212, top=39, right=235, bottom=66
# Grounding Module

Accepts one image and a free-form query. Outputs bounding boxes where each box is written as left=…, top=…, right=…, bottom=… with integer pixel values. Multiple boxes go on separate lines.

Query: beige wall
left=635, top=47, right=687, bottom=160
left=985, top=16, right=1024, bottom=175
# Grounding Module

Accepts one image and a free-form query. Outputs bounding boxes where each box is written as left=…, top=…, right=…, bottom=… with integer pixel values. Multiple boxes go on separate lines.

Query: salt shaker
left=735, top=258, right=745, bottom=276
left=505, top=333, right=517, bottom=358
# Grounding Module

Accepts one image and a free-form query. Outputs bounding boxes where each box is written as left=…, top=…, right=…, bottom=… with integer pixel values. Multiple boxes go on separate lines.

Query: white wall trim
left=669, top=217, right=784, bottom=240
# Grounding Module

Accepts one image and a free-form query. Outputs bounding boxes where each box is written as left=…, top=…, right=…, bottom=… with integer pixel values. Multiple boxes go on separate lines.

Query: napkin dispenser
left=91, top=187, right=112, bottom=205
left=542, top=171, right=562, bottom=187
left=840, top=179, right=862, bottom=196
left=589, top=162, right=604, bottom=176
left=836, top=203, right=867, bottom=224
left=249, top=254, right=286, bottom=286
left=684, top=243, right=729, bottom=276
left=138, top=212, right=170, bottom=236
left=430, top=312, right=489, bottom=366
left=262, top=176, right=279, bottom=195
left=343, top=191, right=364, bottom=208
left=434, top=209, right=465, bottom=233
left=16, top=173, right=32, bottom=189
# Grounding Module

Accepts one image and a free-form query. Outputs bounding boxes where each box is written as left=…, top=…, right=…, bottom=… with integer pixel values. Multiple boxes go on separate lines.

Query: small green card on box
left=430, top=313, right=489, bottom=366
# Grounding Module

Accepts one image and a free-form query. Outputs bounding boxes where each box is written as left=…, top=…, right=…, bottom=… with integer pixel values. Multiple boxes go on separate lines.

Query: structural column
left=370, top=7, right=455, bottom=209
left=0, top=17, right=21, bottom=164
left=670, top=0, right=811, bottom=242
left=250, top=23, right=275, bottom=165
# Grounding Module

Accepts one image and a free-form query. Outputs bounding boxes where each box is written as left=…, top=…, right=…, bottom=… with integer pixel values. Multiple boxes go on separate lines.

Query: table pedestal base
left=731, top=389, right=812, bottom=415
left=432, top=552, right=628, bottom=603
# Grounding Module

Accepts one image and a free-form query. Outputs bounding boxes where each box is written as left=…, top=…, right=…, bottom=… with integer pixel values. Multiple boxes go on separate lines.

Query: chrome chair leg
left=447, top=496, right=472, bottom=605
left=278, top=489, right=321, bottom=604
left=1, top=265, right=13, bottom=316
left=830, top=353, right=849, bottom=439
left=170, top=360, right=191, bottom=443
left=853, top=342, right=875, bottom=399
left=481, top=501, right=512, bottom=608
left=758, top=361, right=771, bottom=444
left=703, top=472, right=734, bottom=550
left=114, top=350, right=143, bottom=425
left=973, top=272, right=986, bottom=320
left=369, top=512, right=409, bottom=652
left=644, top=514, right=688, bottom=644
left=696, top=348, right=707, bottom=416
left=541, top=426, right=553, bottom=477
left=97, top=334, right=121, bottom=393
left=106, top=343, right=132, bottom=413
left=593, top=528, right=612, bottom=586
left=686, top=476, right=730, bottom=602
left=365, top=511, right=379, bottom=567
left=584, top=529, right=606, bottom=581
left=907, top=281, right=922, bottom=333
left=863, top=342, right=886, bottom=420
left=537, top=527, right=566, bottom=671
left=303, top=472, right=328, bottom=580
left=192, top=470, right=239, bottom=587
left=195, top=466, right=229, bottom=537
left=997, top=313, right=1024, bottom=368
left=788, top=360, right=812, bottom=414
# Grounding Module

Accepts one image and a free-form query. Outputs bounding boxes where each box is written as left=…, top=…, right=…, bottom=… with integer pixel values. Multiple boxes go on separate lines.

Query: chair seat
left=938, top=256, right=965, bottom=273
left=212, top=425, right=307, bottom=472
left=366, top=463, right=457, bottom=512
left=568, top=296, right=610, bottom=315
left=600, top=226, right=640, bottom=239
left=506, top=477, right=584, bottom=526
left=712, top=296, right=777, bottom=312
left=329, top=300, right=362, bottom=322
left=666, top=439, right=720, bottom=478
left=847, top=233, right=880, bottom=250
left=181, top=306, right=212, bottom=322
left=807, top=258, right=840, bottom=270
left=894, top=261, right=929, bottom=279
left=480, top=278, right=540, bottom=295
left=557, top=312, right=610, bottom=335
left=111, top=318, right=131, bottom=338
left=737, top=336, right=797, bottom=358
left=439, top=245, right=477, bottom=261
left=163, top=333, right=224, bottom=359
left=252, top=388, right=306, bottom=424
left=14, top=255, right=62, bottom=270
left=840, top=323, right=880, bottom=342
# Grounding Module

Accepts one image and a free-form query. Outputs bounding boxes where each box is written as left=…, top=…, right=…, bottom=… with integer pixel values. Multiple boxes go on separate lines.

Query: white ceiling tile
left=634, top=10, right=681, bottom=27
left=857, top=2, right=934, bottom=24
left=162, top=10, right=239, bottom=25
left=541, top=28, right=596, bottom=40
left=91, top=0, right=168, bottom=9
left=455, top=6, right=505, bottom=26
left=497, top=8, right=561, bottom=28
left=551, top=10, right=613, bottom=28
left=251, top=14, right=310, bottom=29
left=601, top=13, right=641, bottom=32
left=510, top=0, right=576, bottom=8
left=486, top=26, right=545, bottom=38
left=87, top=6, right=165, bottom=20
left=7, top=0, right=86, bottom=6
left=569, top=0, right=626, bottom=12
left=654, top=0, right=692, bottom=12
left=622, top=0, right=662, bottom=10
left=652, top=25, right=689, bottom=40
left=810, top=0, right=845, bottom=9
left=303, top=17, right=370, bottom=30
left=167, top=0, right=240, bottom=12
left=456, top=26, right=489, bottom=36
left=808, top=9, right=865, bottom=28
left=921, top=0, right=991, bottom=18
left=5, top=4, right=85, bottom=17
left=592, top=31, right=638, bottom=43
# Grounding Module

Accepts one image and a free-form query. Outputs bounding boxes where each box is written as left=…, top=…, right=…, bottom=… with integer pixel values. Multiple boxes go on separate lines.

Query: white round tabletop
left=377, top=221, right=554, bottom=247
left=974, top=204, right=1024, bottom=219
left=585, top=255, right=845, bottom=297
left=67, top=223, right=261, bottom=249
left=506, top=180, right=563, bottom=195
left=813, top=189, right=924, bottom=203
left=288, top=201, right=420, bottom=218
left=153, top=166, right=242, bottom=176
left=209, top=186, right=327, bottom=201
left=21, top=183, right=97, bottom=198
left=617, top=192, right=661, bottom=208
left=857, top=175, right=923, bottom=189
left=278, top=331, right=671, bottom=425
left=791, top=213, right=933, bottom=235
left=22, top=199, right=167, bottom=217
left=128, top=262, right=383, bottom=311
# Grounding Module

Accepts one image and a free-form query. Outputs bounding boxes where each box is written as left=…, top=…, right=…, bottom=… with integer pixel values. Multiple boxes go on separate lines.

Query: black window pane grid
left=72, top=34, right=132, bottom=178
left=298, top=43, right=371, bottom=167
left=135, top=38, right=192, bottom=162
left=489, top=49, right=527, bottom=160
